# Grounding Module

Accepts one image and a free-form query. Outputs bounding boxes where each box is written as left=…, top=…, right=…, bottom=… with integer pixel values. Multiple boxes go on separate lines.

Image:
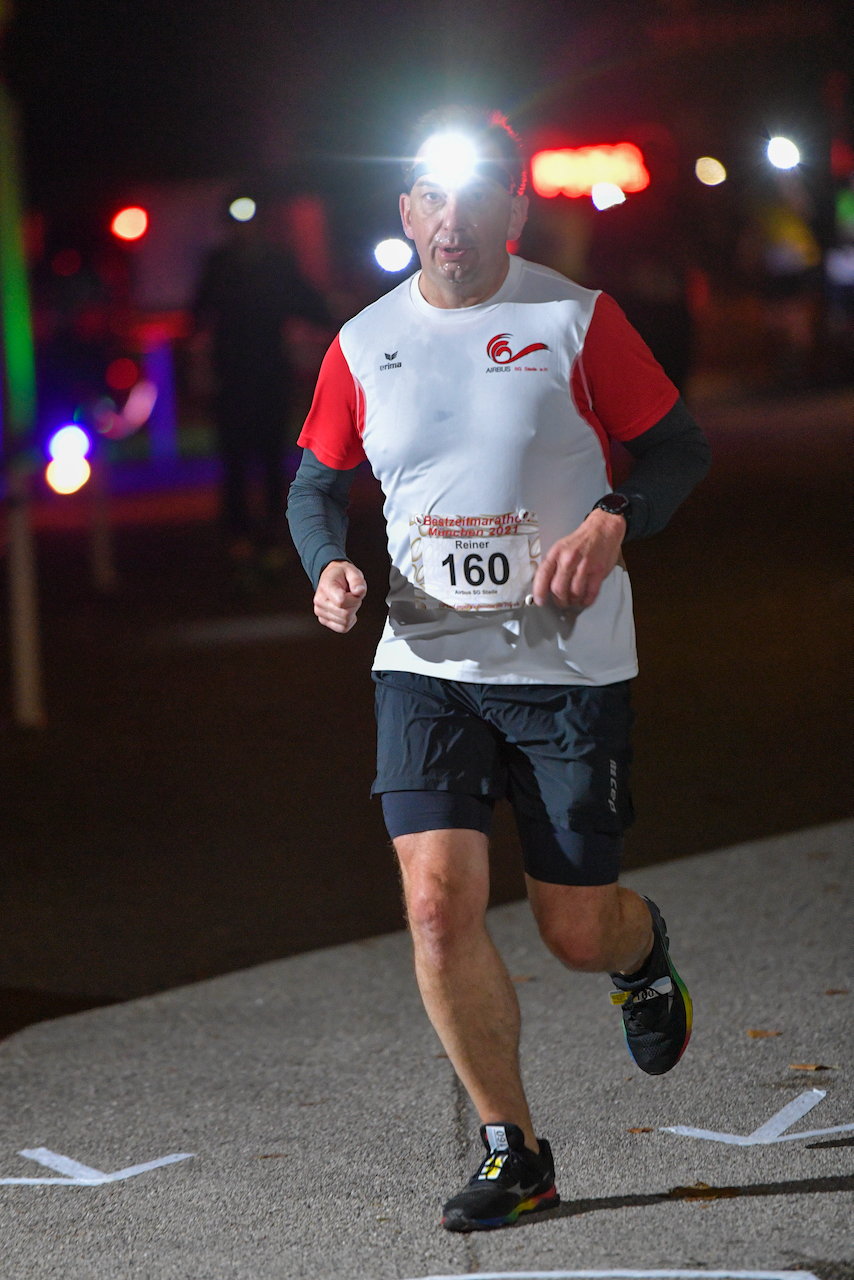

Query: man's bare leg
left=526, top=877, right=653, bottom=975
left=395, top=828, right=539, bottom=1153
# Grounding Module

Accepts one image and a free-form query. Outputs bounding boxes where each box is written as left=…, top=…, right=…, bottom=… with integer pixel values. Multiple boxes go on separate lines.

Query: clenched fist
left=313, top=560, right=367, bottom=633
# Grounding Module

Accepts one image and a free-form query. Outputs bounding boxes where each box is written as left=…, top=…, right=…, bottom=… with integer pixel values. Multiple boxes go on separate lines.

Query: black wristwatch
left=592, top=492, right=631, bottom=522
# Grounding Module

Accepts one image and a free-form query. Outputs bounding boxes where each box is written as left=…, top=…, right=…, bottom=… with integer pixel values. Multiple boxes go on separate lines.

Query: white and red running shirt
left=298, top=254, right=678, bottom=685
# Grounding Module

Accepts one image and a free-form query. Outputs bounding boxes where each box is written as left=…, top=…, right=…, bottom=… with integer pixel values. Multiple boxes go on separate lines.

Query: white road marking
left=0, top=1147, right=195, bottom=1185
left=662, top=1088, right=854, bottom=1146
left=406, top=1271, right=821, bottom=1280
left=155, top=614, right=317, bottom=646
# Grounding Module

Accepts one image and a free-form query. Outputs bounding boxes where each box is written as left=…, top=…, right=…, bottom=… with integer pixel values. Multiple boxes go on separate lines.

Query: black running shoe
left=441, top=1123, right=559, bottom=1232
left=609, top=896, right=692, bottom=1076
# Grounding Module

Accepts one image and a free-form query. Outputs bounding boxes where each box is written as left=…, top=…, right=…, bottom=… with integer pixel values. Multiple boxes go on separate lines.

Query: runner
left=287, top=106, right=710, bottom=1232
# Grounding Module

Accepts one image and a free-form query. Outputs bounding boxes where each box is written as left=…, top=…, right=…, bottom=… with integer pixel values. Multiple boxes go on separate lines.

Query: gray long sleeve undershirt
left=286, top=396, right=711, bottom=589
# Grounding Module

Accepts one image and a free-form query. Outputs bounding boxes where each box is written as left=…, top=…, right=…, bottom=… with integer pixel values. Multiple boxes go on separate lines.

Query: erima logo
left=486, top=333, right=549, bottom=365
left=380, top=350, right=401, bottom=371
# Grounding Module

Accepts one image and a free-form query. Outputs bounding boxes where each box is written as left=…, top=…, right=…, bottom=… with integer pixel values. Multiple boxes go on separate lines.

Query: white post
left=6, top=465, right=45, bottom=727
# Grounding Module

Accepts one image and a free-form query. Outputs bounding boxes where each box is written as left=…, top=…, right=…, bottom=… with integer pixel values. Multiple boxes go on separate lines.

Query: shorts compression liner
left=381, top=790, right=496, bottom=840
left=380, top=788, right=622, bottom=885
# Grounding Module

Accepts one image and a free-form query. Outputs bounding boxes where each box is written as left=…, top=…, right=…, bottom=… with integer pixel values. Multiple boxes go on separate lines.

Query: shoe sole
left=442, top=1183, right=560, bottom=1232
left=621, top=898, right=693, bottom=1075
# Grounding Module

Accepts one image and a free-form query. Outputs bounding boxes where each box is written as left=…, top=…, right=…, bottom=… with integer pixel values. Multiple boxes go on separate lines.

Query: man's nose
left=440, top=192, right=471, bottom=231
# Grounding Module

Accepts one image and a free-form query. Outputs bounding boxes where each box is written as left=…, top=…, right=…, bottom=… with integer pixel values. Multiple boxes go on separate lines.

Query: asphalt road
left=0, top=821, right=850, bottom=1279
left=0, top=389, right=851, bottom=1026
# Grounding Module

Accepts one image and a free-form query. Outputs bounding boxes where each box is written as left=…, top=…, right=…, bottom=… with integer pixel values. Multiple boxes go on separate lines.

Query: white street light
left=767, top=137, right=800, bottom=170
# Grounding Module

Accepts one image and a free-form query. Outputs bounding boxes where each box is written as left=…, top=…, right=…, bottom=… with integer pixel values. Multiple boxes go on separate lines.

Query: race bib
left=410, top=511, right=541, bottom=611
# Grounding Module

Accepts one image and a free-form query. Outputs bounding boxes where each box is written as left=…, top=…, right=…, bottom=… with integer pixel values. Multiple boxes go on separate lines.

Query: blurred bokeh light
left=591, top=182, right=627, bottom=211
left=695, top=156, right=727, bottom=185
left=105, top=357, right=139, bottom=391
left=45, top=425, right=92, bottom=493
left=111, top=206, right=148, bottom=240
left=531, top=144, right=649, bottom=199
left=767, top=136, right=800, bottom=169
left=228, top=197, right=256, bottom=221
left=374, top=238, right=413, bottom=272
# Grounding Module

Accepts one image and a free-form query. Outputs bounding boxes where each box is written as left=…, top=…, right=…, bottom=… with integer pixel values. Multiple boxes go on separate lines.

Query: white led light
left=591, top=182, right=626, bottom=211
left=47, top=424, right=91, bottom=460
left=374, top=238, right=413, bottom=272
left=229, top=197, right=257, bottom=222
left=418, top=132, right=479, bottom=189
left=767, top=137, right=800, bottom=170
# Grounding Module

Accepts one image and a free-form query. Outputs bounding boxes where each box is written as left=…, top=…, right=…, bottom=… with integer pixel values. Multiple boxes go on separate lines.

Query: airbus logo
left=485, top=333, right=549, bottom=372
left=380, top=350, right=401, bottom=371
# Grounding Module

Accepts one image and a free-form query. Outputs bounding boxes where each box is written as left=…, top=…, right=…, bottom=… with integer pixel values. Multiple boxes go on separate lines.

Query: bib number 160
left=441, top=551, right=510, bottom=587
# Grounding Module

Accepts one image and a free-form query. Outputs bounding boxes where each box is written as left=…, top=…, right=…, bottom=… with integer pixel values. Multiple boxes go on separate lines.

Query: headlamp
left=408, top=131, right=514, bottom=192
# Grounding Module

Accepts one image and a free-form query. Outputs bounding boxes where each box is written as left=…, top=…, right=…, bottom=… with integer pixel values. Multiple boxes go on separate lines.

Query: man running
left=287, top=106, right=710, bottom=1232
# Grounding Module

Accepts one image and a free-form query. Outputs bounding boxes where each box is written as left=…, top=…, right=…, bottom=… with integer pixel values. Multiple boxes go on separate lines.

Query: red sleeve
left=571, top=293, right=678, bottom=443
left=297, top=334, right=368, bottom=469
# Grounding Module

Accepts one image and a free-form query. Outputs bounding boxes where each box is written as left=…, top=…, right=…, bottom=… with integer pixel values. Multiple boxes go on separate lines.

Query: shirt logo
left=486, top=333, right=549, bottom=365
left=380, top=350, right=401, bottom=371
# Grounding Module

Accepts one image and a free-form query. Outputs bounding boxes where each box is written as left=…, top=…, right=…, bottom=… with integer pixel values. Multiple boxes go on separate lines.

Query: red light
left=51, top=248, right=82, bottom=277
left=111, top=207, right=148, bottom=240
left=531, top=144, right=650, bottom=199
left=105, top=357, right=139, bottom=391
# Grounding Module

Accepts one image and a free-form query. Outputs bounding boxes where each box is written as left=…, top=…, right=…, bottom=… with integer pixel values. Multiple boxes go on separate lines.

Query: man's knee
left=396, top=831, right=489, bottom=958
left=529, top=881, right=619, bottom=972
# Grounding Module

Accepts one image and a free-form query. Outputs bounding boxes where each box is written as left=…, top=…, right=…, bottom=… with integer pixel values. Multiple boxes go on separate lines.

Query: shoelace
left=471, top=1149, right=530, bottom=1186
left=622, top=983, right=673, bottom=1029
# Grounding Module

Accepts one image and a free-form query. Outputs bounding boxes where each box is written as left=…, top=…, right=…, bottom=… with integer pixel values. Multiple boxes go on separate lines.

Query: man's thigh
left=394, top=829, right=491, bottom=929
left=372, top=671, right=503, bottom=799
left=483, top=680, right=635, bottom=887
left=525, top=876, right=622, bottom=942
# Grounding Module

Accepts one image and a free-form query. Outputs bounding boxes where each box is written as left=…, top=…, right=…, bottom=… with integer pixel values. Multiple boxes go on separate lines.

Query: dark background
left=0, top=0, right=852, bottom=1035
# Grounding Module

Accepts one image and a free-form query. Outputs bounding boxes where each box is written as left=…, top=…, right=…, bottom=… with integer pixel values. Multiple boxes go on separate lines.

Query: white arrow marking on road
left=407, top=1270, right=822, bottom=1280
left=662, top=1088, right=854, bottom=1146
left=0, top=1147, right=195, bottom=1185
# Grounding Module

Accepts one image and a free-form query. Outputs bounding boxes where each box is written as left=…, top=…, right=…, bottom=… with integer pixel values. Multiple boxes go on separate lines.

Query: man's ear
left=508, top=194, right=529, bottom=242
left=399, top=192, right=414, bottom=239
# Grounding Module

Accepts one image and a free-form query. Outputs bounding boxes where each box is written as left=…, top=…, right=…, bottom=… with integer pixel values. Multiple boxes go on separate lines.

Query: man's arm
left=287, top=448, right=356, bottom=588
left=535, top=295, right=711, bottom=610
left=286, top=448, right=367, bottom=632
left=615, top=396, right=711, bottom=540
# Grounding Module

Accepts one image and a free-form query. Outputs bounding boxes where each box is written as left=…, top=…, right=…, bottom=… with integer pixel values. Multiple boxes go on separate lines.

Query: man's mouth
left=436, top=244, right=474, bottom=262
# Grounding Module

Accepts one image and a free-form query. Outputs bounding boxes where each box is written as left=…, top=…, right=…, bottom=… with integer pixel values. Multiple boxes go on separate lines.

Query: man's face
left=399, top=138, right=528, bottom=296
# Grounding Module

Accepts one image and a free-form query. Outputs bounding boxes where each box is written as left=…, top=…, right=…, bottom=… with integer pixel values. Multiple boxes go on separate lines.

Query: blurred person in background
left=193, top=193, right=333, bottom=583
left=739, top=168, right=824, bottom=388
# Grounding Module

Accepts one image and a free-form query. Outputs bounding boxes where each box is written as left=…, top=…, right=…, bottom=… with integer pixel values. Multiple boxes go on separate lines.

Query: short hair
left=403, top=106, right=526, bottom=196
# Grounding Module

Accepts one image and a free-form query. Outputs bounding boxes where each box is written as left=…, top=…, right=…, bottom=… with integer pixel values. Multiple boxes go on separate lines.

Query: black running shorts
left=372, top=670, right=635, bottom=886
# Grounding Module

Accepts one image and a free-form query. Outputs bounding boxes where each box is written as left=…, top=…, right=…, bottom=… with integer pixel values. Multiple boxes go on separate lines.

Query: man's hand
left=313, top=560, right=367, bottom=633
left=532, top=509, right=626, bottom=610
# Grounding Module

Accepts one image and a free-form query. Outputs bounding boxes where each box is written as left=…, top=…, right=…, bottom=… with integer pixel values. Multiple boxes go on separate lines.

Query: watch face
left=599, top=494, right=629, bottom=515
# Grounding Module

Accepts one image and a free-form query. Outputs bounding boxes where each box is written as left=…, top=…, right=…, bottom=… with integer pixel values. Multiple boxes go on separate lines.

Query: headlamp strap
left=408, top=158, right=514, bottom=192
